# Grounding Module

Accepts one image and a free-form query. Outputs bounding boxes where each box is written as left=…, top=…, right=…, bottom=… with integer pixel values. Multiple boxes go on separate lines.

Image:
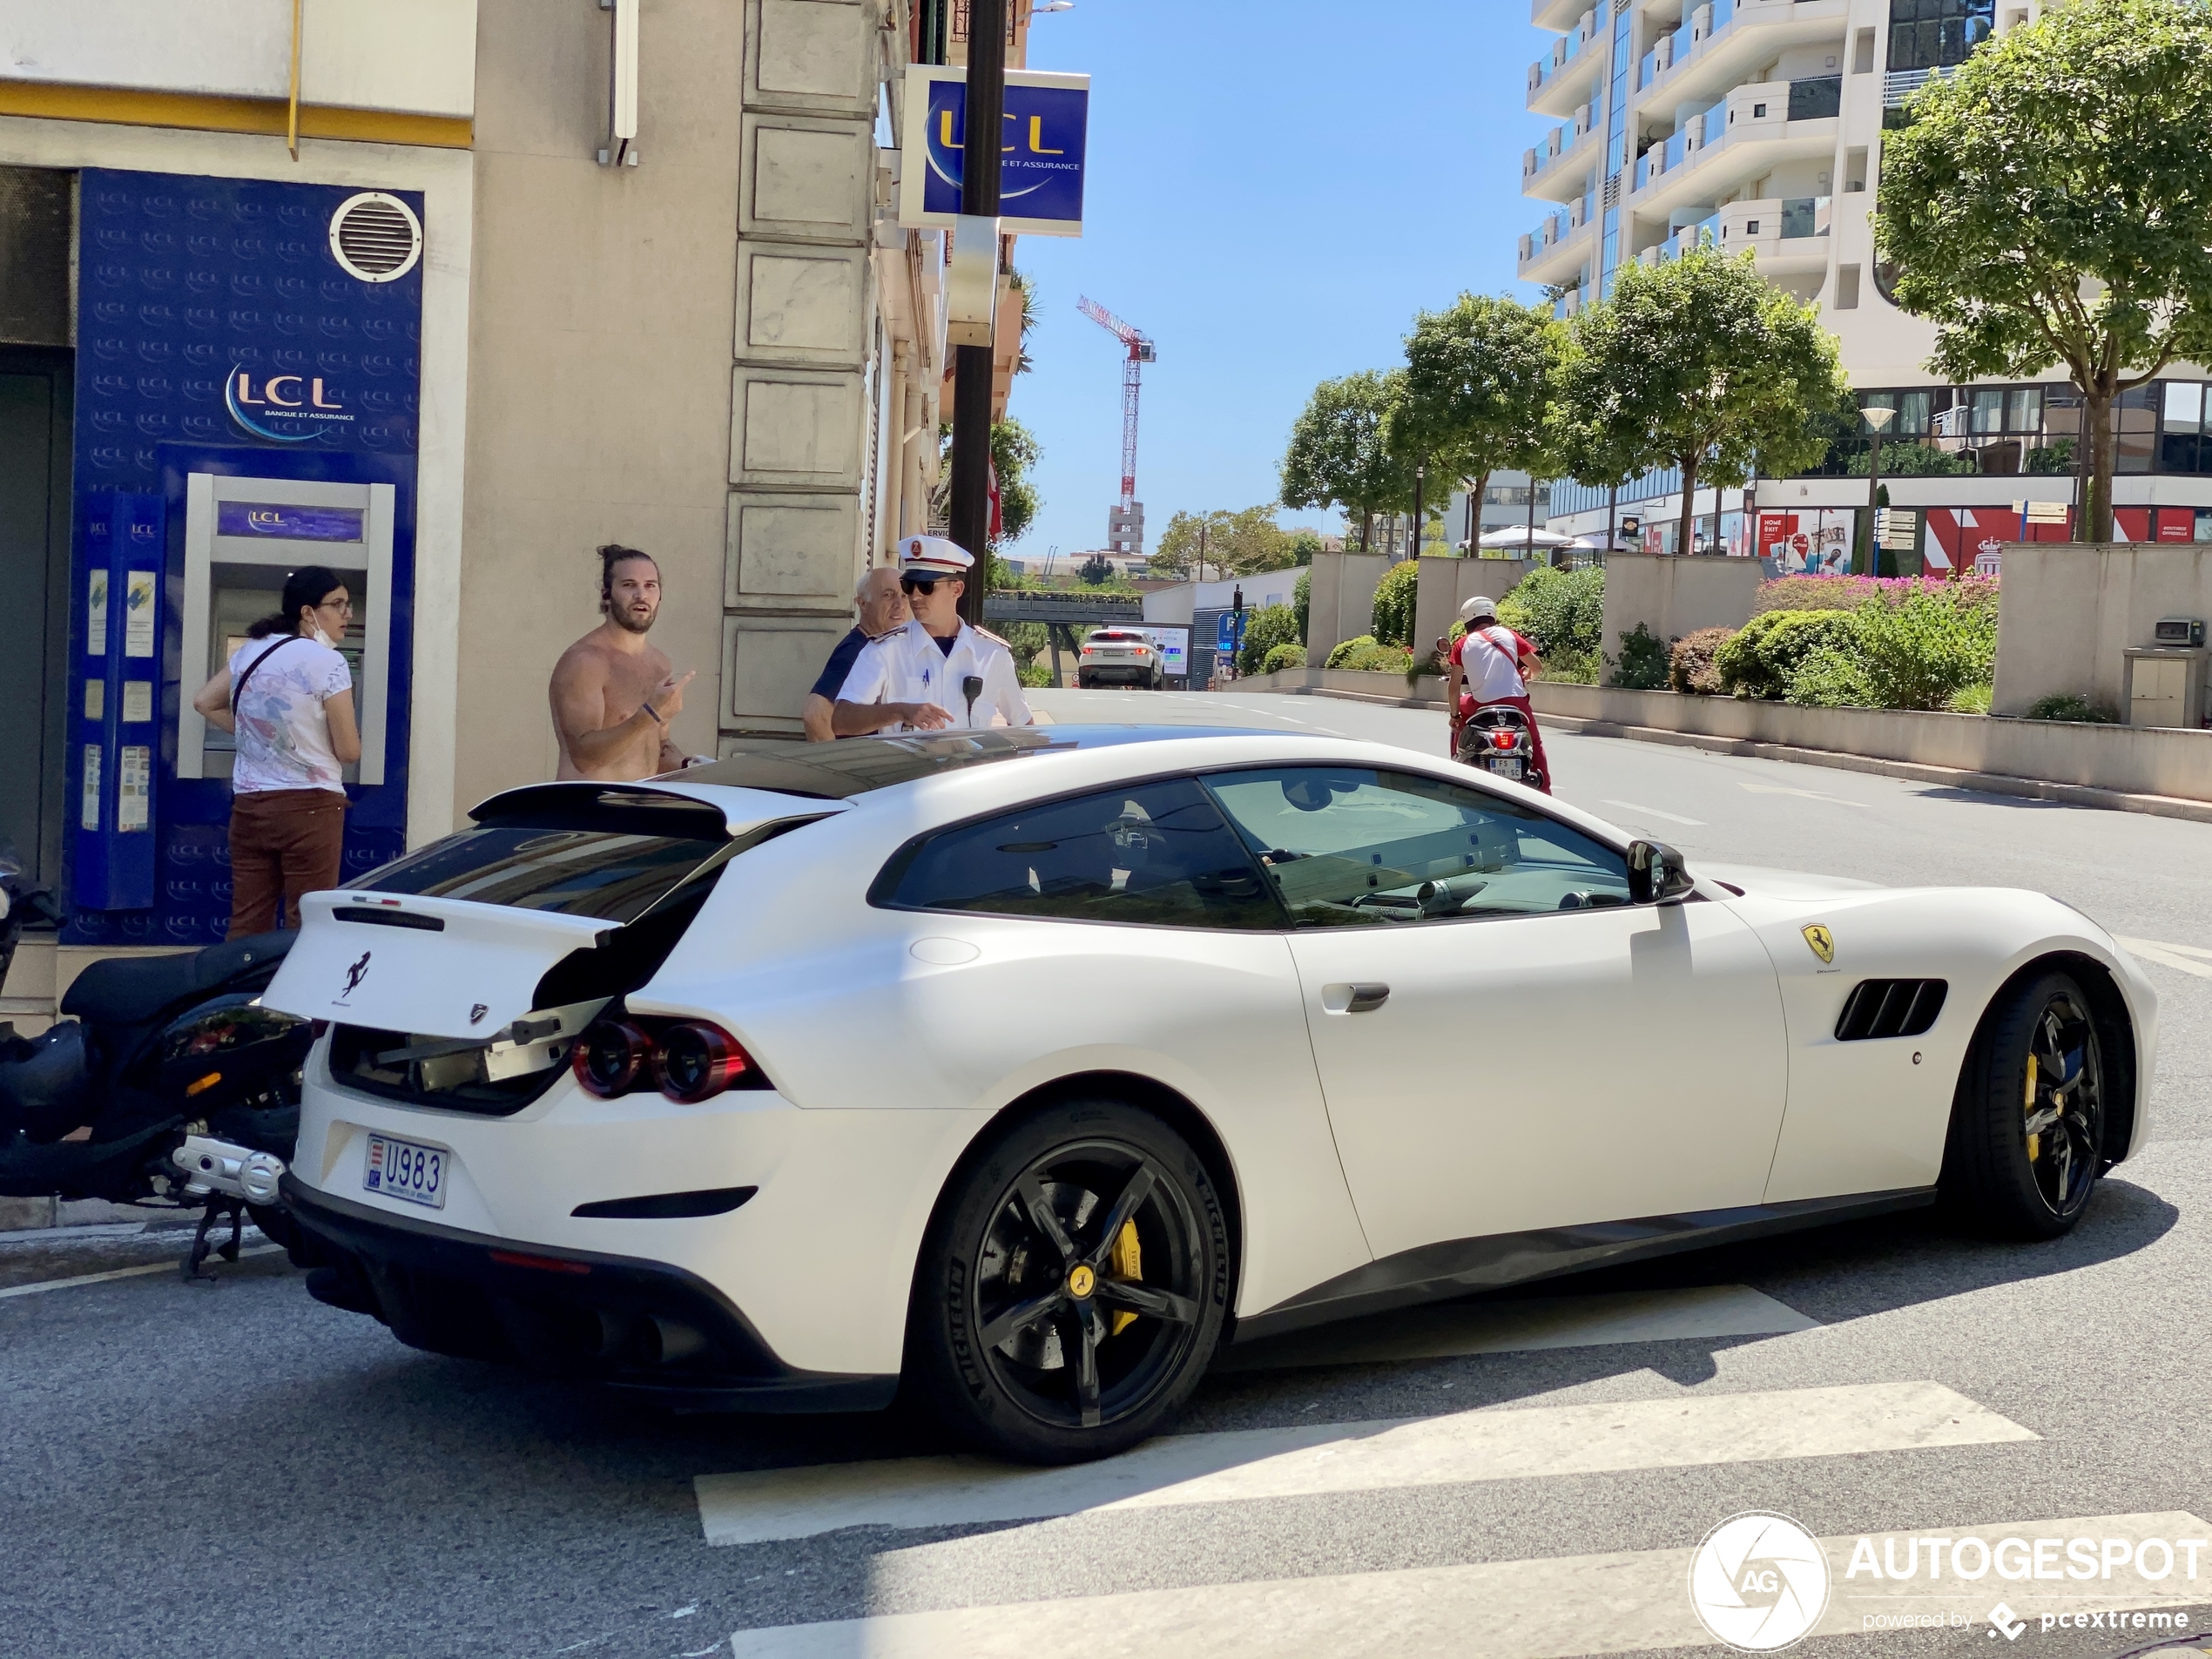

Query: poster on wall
left=1758, top=510, right=1854, bottom=574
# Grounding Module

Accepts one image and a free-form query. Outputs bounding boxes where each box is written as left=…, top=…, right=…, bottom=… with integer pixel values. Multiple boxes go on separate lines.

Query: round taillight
left=651, top=1022, right=752, bottom=1103
left=572, top=1020, right=651, bottom=1098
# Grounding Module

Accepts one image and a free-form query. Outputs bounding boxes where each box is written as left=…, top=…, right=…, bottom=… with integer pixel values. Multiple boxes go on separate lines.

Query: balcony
left=1518, top=192, right=1597, bottom=287
left=1884, top=64, right=1957, bottom=107
left=1716, top=195, right=1835, bottom=274
left=1534, top=0, right=1592, bottom=30
left=1527, top=11, right=1606, bottom=117
left=1523, top=107, right=1599, bottom=200
left=1629, top=78, right=1839, bottom=219
left=1633, top=0, right=1848, bottom=117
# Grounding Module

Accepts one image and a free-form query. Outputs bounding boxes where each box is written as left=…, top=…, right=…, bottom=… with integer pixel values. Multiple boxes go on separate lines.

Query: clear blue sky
left=1007, top=0, right=1550, bottom=565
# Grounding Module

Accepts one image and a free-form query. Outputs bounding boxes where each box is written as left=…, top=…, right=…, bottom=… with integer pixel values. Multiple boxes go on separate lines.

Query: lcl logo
left=231, top=371, right=342, bottom=410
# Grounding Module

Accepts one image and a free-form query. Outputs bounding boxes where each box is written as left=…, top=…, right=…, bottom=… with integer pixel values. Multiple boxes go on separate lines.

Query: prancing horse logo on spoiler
left=341, top=951, right=372, bottom=998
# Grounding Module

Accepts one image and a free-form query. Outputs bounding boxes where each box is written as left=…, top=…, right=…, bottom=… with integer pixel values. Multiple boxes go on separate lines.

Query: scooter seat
left=61, top=930, right=294, bottom=1027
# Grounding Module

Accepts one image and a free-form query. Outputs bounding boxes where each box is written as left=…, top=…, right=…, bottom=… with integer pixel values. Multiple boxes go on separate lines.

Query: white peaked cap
left=900, top=535, right=974, bottom=575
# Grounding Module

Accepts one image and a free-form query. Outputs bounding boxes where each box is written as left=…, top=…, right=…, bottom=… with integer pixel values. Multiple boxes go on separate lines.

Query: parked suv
left=1076, top=629, right=1165, bottom=690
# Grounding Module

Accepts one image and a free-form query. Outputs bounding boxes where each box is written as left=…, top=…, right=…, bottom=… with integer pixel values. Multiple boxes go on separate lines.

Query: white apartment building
left=1514, top=0, right=2212, bottom=572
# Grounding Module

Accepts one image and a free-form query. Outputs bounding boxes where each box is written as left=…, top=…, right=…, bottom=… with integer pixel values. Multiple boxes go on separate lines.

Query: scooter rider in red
left=1444, top=594, right=1552, bottom=792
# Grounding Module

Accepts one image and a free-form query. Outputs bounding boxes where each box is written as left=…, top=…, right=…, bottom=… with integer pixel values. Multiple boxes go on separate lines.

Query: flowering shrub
left=1754, top=574, right=1998, bottom=615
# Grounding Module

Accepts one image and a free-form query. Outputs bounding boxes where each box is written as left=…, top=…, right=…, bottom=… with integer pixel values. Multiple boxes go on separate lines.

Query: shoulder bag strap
left=230, top=634, right=303, bottom=714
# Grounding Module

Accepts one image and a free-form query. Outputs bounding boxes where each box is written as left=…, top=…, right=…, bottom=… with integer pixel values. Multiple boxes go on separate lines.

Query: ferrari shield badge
left=1802, top=924, right=1835, bottom=965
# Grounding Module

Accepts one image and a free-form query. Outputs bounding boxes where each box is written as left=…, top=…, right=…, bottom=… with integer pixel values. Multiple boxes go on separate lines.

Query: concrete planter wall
left=1413, top=556, right=1536, bottom=659
left=1596, top=551, right=1764, bottom=661
left=1529, top=682, right=2212, bottom=803
left=1305, top=552, right=1393, bottom=661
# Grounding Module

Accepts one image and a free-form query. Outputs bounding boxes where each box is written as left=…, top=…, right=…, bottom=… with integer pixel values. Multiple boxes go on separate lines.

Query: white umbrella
left=1475, top=524, right=1574, bottom=550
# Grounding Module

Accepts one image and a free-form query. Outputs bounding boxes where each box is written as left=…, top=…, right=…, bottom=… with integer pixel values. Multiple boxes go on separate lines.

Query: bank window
left=880, top=778, right=1283, bottom=929
left=1199, top=766, right=1630, bottom=927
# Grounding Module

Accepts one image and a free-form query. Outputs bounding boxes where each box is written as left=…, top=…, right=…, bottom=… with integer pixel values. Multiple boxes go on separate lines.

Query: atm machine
left=174, top=471, right=396, bottom=788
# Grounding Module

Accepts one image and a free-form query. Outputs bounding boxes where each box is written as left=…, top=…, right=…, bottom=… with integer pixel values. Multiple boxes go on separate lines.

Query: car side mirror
left=1626, top=840, right=1696, bottom=906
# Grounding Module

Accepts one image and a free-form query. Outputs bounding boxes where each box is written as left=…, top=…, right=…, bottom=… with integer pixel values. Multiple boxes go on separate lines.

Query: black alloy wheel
left=1943, top=969, right=2108, bottom=1238
left=907, top=1100, right=1229, bottom=1463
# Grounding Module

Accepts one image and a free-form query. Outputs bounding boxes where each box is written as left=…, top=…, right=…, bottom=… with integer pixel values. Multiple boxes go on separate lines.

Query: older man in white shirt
left=833, top=536, right=1032, bottom=735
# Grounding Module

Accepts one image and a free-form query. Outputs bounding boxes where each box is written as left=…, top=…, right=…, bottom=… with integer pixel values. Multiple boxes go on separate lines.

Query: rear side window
left=352, top=828, right=727, bottom=925
left=880, top=778, right=1284, bottom=929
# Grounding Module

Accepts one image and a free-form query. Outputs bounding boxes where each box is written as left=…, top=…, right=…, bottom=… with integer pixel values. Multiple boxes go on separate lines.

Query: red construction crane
left=1077, top=295, right=1155, bottom=554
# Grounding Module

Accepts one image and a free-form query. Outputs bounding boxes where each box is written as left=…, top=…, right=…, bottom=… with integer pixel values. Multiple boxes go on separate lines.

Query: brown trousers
left=228, top=788, right=347, bottom=937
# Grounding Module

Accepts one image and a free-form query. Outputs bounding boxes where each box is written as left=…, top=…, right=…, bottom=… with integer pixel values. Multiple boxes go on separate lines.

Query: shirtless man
left=548, top=544, right=695, bottom=780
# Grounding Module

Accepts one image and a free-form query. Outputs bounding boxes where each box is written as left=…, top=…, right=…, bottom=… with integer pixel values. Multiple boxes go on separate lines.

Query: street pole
left=1606, top=481, right=1618, bottom=559
left=1525, top=477, right=1537, bottom=566
left=948, top=0, right=1007, bottom=626
left=1861, top=405, right=1895, bottom=577
left=1412, top=462, right=1426, bottom=564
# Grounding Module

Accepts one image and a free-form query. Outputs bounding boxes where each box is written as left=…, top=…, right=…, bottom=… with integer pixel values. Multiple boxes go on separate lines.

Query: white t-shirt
left=228, top=633, right=354, bottom=795
left=1454, top=624, right=1531, bottom=703
left=836, top=619, right=1032, bottom=732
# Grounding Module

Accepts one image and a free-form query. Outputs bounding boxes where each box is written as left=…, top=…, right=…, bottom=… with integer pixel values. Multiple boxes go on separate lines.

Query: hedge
left=1716, top=610, right=1858, bottom=699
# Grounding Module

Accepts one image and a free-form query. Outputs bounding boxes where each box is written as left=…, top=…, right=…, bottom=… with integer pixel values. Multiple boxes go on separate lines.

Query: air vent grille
left=1835, top=978, right=1947, bottom=1042
left=327, top=192, right=422, bottom=284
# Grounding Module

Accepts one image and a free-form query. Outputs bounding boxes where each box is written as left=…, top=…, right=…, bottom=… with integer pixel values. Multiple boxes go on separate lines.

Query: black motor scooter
left=0, top=843, right=312, bottom=1278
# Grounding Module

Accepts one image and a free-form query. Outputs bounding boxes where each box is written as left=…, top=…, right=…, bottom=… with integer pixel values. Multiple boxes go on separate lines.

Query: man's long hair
left=597, top=543, right=657, bottom=616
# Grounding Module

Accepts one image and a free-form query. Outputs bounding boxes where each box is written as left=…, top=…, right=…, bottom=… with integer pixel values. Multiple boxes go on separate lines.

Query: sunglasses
left=899, top=574, right=950, bottom=594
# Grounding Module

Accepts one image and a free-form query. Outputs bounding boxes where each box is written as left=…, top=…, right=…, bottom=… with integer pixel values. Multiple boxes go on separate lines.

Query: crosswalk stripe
left=1214, top=1283, right=1815, bottom=1373
left=696, top=1380, right=2030, bottom=1547
left=726, top=1511, right=2210, bottom=1659
left=2117, top=937, right=2212, bottom=980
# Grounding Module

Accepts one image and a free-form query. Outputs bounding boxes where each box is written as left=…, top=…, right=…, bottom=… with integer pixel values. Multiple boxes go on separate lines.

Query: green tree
left=1279, top=370, right=1419, bottom=556
left=930, top=419, right=1042, bottom=587
left=1394, top=293, right=1564, bottom=547
left=1151, top=504, right=1295, bottom=579
left=1285, top=529, right=1325, bottom=565
left=1369, top=560, right=1420, bottom=647
left=1238, top=604, right=1302, bottom=674
left=1873, top=0, right=2212, bottom=543
left=1559, top=247, right=1844, bottom=559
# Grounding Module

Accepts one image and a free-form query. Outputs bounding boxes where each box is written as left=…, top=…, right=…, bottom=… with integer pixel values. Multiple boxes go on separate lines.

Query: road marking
left=0, top=1244, right=280, bottom=1300
left=1739, top=782, right=1869, bottom=806
left=695, top=1381, right=2029, bottom=1546
left=727, top=1511, right=2209, bottom=1659
left=1215, top=1283, right=1814, bottom=1373
left=2116, top=937, right=2212, bottom=980
left=1601, top=799, right=1706, bottom=826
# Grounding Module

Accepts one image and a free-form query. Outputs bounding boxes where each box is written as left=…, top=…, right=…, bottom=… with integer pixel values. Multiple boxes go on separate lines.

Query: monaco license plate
left=364, top=1132, right=448, bottom=1209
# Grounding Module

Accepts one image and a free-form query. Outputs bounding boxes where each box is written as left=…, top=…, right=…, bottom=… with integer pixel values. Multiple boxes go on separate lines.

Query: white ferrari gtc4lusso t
left=266, top=727, right=2157, bottom=1464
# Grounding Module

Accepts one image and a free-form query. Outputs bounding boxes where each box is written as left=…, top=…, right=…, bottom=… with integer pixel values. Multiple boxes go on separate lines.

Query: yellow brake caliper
left=1107, top=1219, right=1141, bottom=1336
left=2024, top=1053, right=2040, bottom=1163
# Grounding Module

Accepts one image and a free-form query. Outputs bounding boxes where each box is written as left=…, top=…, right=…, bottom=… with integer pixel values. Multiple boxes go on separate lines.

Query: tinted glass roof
left=671, top=725, right=1285, bottom=800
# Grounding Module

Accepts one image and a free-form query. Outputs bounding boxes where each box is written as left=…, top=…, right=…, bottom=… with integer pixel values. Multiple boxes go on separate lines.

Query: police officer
left=832, top=536, right=1033, bottom=735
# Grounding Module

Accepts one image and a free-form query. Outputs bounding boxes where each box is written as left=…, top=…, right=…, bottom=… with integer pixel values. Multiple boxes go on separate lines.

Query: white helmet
left=1460, top=596, right=1498, bottom=624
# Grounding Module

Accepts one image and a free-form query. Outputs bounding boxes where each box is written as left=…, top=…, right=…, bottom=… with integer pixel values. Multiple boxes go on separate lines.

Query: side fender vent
left=1835, top=978, right=1948, bottom=1042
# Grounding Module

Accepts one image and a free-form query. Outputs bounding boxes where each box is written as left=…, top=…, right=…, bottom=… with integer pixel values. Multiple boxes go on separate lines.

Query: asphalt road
left=4, top=688, right=2209, bottom=1659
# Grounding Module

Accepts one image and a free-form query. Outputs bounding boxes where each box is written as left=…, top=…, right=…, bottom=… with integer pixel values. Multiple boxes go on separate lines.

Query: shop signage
left=900, top=65, right=1090, bottom=237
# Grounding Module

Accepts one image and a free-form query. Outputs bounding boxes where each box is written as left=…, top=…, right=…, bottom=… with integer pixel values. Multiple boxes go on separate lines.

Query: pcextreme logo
left=1689, top=1513, right=1831, bottom=1651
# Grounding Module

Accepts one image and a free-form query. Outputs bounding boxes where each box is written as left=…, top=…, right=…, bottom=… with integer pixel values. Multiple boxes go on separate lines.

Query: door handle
left=1346, top=982, right=1390, bottom=1013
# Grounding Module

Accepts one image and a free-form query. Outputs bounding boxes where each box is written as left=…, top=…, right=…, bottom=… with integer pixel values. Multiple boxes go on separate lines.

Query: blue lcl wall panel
left=67, top=168, right=423, bottom=947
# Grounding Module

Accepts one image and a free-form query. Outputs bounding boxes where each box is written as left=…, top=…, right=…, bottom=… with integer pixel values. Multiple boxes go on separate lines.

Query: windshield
left=349, top=827, right=727, bottom=924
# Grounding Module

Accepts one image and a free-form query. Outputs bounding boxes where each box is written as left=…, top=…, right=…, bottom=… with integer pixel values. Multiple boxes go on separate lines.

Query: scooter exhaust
left=172, top=1136, right=287, bottom=1206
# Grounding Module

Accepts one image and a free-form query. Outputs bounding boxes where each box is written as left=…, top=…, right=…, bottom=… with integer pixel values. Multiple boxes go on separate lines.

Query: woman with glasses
left=190, top=563, right=362, bottom=935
